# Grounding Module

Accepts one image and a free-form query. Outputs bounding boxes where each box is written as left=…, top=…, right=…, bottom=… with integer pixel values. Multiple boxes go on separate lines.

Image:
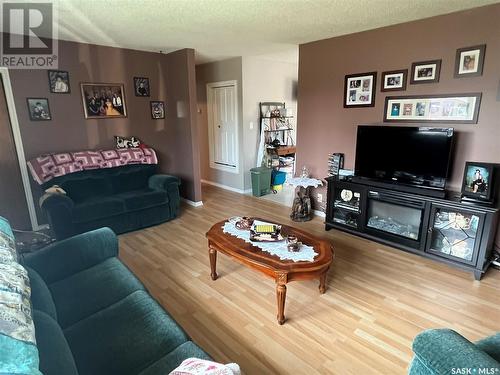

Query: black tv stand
left=350, top=176, right=446, bottom=198
left=325, top=176, right=499, bottom=280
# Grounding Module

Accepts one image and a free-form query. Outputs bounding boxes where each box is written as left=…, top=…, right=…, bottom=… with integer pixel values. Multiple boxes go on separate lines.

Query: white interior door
left=207, top=81, right=239, bottom=173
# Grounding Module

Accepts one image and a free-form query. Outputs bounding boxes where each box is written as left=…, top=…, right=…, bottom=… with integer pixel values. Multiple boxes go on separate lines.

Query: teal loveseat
left=409, top=329, right=500, bottom=374
left=40, top=165, right=180, bottom=240
left=21, top=227, right=210, bottom=375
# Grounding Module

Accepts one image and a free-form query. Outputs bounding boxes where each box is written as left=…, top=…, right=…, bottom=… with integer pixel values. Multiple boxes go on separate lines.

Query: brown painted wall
left=6, top=39, right=201, bottom=223
left=296, top=5, right=500, bottom=245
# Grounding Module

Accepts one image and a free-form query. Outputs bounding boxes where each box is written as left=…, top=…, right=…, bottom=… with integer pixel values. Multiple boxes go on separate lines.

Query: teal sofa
left=40, top=165, right=180, bottom=240
left=21, top=227, right=210, bottom=375
left=409, top=329, right=500, bottom=374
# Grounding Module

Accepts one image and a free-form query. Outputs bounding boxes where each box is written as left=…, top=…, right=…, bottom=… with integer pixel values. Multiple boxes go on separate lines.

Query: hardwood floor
left=119, top=184, right=500, bottom=374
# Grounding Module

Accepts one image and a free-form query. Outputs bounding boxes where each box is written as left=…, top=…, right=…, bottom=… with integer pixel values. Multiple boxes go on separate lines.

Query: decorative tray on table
left=249, top=221, right=284, bottom=242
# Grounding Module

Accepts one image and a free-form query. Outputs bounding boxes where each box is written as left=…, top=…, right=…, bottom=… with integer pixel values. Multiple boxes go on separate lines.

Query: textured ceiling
left=54, top=0, right=499, bottom=64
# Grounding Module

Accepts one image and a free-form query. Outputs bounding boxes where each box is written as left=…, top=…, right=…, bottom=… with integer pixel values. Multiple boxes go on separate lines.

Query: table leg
left=276, top=282, right=287, bottom=325
left=319, top=271, right=327, bottom=294
left=209, top=247, right=218, bottom=280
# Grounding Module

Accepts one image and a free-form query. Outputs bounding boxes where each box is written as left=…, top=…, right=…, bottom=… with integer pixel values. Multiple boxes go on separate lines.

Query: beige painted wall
left=241, top=56, right=298, bottom=189
left=196, top=55, right=298, bottom=191
left=196, top=57, right=245, bottom=191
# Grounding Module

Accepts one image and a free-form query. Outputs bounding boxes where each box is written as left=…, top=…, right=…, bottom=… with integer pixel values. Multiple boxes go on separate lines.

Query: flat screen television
left=355, top=126, right=454, bottom=190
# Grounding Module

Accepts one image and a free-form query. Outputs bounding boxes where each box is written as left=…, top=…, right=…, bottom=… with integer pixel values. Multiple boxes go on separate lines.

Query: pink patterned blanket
left=27, top=147, right=158, bottom=185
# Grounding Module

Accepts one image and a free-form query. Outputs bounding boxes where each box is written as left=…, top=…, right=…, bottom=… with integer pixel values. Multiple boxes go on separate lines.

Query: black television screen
left=355, top=126, right=454, bottom=190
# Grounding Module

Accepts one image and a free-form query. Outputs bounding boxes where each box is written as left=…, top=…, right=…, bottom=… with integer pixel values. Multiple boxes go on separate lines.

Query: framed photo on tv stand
left=461, top=162, right=496, bottom=203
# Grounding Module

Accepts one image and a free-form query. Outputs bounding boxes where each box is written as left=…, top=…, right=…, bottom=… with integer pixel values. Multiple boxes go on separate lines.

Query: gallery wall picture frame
left=410, top=59, right=441, bottom=84
left=150, top=101, right=165, bottom=119
left=80, top=83, right=127, bottom=119
left=454, top=44, right=486, bottom=78
left=344, top=71, right=377, bottom=108
left=133, top=77, right=150, bottom=97
left=381, top=69, right=408, bottom=92
left=48, top=70, right=71, bottom=94
left=26, top=98, right=52, bottom=121
left=383, top=93, right=482, bottom=124
left=461, top=161, right=495, bottom=202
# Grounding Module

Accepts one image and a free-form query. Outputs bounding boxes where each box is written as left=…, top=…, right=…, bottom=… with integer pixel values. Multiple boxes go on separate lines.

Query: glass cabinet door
left=427, top=206, right=482, bottom=265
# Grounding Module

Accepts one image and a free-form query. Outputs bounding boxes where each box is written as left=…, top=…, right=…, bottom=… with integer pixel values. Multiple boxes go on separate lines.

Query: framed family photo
left=384, top=93, right=481, bottom=124
left=410, top=60, right=441, bottom=84
left=27, top=98, right=51, bottom=121
left=48, top=70, right=70, bottom=93
left=461, top=162, right=495, bottom=201
left=80, top=83, right=127, bottom=119
left=134, top=77, right=150, bottom=97
left=150, top=101, right=165, bottom=119
left=455, top=44, right=486, bottom=78
left=381, top=69, right=407, bottom=92
left=344, top=72, right=376, bottom=108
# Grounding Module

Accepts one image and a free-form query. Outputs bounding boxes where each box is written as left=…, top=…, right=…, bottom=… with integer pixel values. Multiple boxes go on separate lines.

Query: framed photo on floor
left=410, top=60, right=441, bottom=84
left=381, top=69, right=407, bottom=92
left=150, top=101, right=165, bottom=119
left=383, top=93, right=481, bottom=124
left=26, top=98, right=51, bottom=121
left=454, top=44, right=486, bottom=78
left=80, top=83, right=127, bottom=119
left=344, top=72, right=376, bottom=108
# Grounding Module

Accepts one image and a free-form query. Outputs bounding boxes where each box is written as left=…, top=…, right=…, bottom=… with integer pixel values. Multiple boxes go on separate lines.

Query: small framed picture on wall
left=134, top=77, right=150, bottom=97
left=344, top=72, right=376, bottom=108
left=381, top=69, right=407, bottom=92
left=150, top=101, right=165, bottom=119
left=27, top=98, right=51, bottom=121
left=410, top=60, right=441, bottom=84
left=48, top=70, right=70, bottom=93
left=454, top=44, right=486, bottom=78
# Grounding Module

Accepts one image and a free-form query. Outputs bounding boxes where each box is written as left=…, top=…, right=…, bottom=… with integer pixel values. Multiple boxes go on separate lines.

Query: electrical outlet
left=317, top=193, right=323, bottom=202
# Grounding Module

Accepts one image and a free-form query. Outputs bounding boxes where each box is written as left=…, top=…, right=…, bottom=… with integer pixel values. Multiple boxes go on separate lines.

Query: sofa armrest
left=410, top=329, right=500, bottom=374
left=22, top=227, right=118, bottom=284
left=40, top=193, right=75, bottom=240
left=149, top=174, right=181, bottom=217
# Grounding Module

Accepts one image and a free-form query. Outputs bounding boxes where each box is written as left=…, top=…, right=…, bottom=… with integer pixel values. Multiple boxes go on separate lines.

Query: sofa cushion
left=117, top=188, right=168, bottom=211
left=73, top=197, right=125, bottom=223
left=33, top=310, right=78, bottom=375
left=111, top=168, right=151, bottom=194
left=64, top=290, right=189, bottom=375
left=476, top=333, right=500, bottom=362
left=138, top=341, right=211, bottom=375
left=61, top=177, right=112, bottom=203
left=26, top=267, right=57, bottom=320
left=49, top=257, right=145, bottom=328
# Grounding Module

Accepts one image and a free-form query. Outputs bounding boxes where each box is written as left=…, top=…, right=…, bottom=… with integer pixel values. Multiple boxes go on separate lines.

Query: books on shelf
left=327, top=153, right=344, bottom=176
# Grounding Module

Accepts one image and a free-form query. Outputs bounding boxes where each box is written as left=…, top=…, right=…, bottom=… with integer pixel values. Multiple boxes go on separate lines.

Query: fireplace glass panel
left=367, top=200, right=422, bottom=240
left=429, top=209, right=479, bottom=261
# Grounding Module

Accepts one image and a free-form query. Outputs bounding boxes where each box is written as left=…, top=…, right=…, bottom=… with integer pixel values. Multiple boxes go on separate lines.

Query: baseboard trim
left=314, top=210, right=326, bottom=218
left=182, top=198, right=204, bottom=207
left=201, top=179, right=252, bottom=194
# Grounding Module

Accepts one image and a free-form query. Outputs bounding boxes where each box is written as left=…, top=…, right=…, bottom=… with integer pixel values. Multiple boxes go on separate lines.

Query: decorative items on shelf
left=327, top=153, right=344, bottom=176
left=383, top=93, right=481, bottom=124
left=410, top=59, right=441, bottom=84
left=344, top=71, right=376, bottom=108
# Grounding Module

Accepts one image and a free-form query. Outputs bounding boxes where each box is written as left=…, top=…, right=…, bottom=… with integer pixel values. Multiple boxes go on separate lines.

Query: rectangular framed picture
left=26, top=98, right=51, bottom=121
left=410, top=60, right=441, bottom=84
left=455, top=44, right=486, bottom=78
left=134, top=77, right=150, bottom=97
left=48, top=70, right=70, bottom=93
left=150, top=101, right=165, bottom=119
left=80, top=83, right=127, bottom=119
left=384, top=93, right=481, bottom=124
left=381, top=69, right=407, bottom=92
left=344, top=72, right=376, bottom=108
left=461, top=162, right=495, bottom=201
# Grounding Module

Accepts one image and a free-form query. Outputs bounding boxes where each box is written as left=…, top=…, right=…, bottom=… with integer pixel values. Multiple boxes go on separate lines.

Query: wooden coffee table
left=206, top=219, right=334, bottom=325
